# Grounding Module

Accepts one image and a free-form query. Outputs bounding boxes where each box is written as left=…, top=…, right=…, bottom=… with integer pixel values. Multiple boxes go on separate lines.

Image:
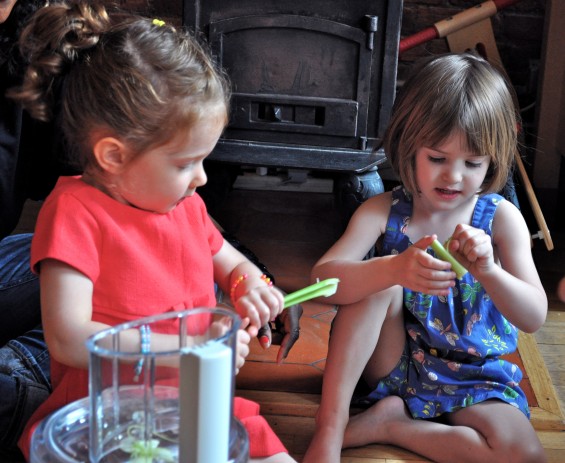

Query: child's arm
left=39, top=259, right=110, bottom=369
left=448, top=200, right=547, bottom=333
left=213, top=239, right=285, bottom=336
left=312, top=193, right=455, bottom=305
left=40, top=259, right=185, bottom=369
left=41, top=258, right=253, bottom=372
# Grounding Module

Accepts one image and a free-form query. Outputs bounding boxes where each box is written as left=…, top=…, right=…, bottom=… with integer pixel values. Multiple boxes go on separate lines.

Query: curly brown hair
left=7, top=0, right=230, bottom=171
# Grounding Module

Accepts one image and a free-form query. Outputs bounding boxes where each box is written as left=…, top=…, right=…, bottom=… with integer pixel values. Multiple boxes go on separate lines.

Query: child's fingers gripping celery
left=431, top=239, right=468, bottom=279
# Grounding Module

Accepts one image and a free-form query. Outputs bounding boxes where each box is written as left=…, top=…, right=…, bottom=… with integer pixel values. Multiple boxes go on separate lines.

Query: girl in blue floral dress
left=303, top=53, right=548, bottom=463
left=367, top=186, right=528, bottom=417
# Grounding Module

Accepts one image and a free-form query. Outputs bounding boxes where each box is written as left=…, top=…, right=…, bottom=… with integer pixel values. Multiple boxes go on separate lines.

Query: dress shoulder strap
left=381, top=186, right=412, bottom=256
left=471, top=193, right=504, bottom=235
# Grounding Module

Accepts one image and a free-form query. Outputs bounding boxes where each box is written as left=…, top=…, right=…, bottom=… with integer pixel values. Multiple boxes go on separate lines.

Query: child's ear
left=92, top=137, right=129, bottom=173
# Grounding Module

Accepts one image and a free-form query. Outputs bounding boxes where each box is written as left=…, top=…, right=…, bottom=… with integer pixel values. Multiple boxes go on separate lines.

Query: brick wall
left=400, top=1, right=546, bottom=121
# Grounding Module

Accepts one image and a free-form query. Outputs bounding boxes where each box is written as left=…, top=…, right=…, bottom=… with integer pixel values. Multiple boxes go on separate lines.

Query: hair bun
left=7, top=1, right=111, bottom=121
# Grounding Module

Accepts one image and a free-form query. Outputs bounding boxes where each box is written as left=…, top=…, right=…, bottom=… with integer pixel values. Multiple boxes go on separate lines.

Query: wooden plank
left=341, top=445, right=429, bottom=461
left=546, top=449, right=565, bottom=463
left=535, top=311, right=565, bottom=345
left=237, top=390, right=320, bottom=417
left=537, top=345, right=565, bottom=373
left=530, top=407, right=565, bottom=432
left=519, top=331, right=565, bottom=427
left=537, top=430, right=565, bottom=450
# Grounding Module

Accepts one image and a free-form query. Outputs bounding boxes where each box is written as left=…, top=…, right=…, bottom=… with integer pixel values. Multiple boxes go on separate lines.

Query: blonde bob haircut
left=384, top=53, right=518, bottom=196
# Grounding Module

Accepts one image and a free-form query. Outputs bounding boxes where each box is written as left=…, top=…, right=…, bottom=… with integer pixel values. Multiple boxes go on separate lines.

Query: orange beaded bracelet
left=260, top=274, right=273, bottom=286
left=230, top=273, right=274, bottom=303
left=230, top=273, right=248, bottom=303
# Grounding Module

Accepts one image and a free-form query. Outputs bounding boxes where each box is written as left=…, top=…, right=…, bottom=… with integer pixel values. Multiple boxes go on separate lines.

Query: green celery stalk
left=431, top=239, right=468, bottom=280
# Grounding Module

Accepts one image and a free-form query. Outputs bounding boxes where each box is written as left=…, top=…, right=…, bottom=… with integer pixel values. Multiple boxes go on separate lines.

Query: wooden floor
left=210, top=182, right=565, bottom=463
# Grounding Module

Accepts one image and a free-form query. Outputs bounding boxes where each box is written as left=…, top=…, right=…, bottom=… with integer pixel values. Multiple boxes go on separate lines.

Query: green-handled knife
left=283, top=278, right=340, bottom=308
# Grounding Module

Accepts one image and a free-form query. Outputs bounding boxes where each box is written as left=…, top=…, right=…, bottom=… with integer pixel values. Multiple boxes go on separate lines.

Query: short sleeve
left=194, top=193, right=224, bottom=256
left=31, top=192, right=102, bottom=281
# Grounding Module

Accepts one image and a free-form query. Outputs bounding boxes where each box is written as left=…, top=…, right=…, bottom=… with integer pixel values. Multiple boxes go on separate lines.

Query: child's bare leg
left=302, top=286, right=405, bottom=463
left=345, top=399, right=545, bottom=463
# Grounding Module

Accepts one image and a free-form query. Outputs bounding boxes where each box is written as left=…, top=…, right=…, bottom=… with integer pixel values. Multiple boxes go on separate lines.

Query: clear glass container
left=30, top=307, right=249, bottom=463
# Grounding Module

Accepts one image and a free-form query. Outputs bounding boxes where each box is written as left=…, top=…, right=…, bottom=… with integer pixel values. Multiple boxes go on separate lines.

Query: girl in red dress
left=8, top=2, right=296, bottom=461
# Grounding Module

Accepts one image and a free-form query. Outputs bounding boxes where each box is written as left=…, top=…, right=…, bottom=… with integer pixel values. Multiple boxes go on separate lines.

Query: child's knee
left=379, top=285, right=404, bottom=319
left=507, top=438, right=547, bottom=463
left=488, top=417, right=546, bottom=463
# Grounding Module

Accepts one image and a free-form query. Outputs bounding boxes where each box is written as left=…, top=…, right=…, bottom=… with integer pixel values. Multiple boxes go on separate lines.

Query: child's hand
left=208, top=315, right=249, bottom=374
left=235, top=318, right=252, bottom=374
left=392, top=235, right=455, bottom=295
left=448, top=224, right=494, bottom=276
left=234, top=284, right=284, bottom=336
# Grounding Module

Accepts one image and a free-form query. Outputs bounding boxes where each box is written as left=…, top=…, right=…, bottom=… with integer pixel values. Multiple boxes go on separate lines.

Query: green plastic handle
left=283, top=278, right=340, bottom=308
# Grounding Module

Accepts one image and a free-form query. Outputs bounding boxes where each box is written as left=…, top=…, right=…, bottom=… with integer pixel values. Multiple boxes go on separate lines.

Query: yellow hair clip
left=152, top=18, right=165, bottom=27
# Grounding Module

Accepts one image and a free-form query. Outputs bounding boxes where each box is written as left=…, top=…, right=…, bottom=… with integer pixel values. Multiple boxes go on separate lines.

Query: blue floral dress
left=365, top=186, right=529, bottom=419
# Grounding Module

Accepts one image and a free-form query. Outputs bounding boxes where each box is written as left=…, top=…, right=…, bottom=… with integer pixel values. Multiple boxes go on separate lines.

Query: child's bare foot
left=302, top=422, right=343, bottom=463
left=344, top=395, right=410, bottom=448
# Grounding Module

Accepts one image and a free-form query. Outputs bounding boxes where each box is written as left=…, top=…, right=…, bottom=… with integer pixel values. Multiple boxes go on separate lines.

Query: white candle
left=179, top=342, right=232, bottom=463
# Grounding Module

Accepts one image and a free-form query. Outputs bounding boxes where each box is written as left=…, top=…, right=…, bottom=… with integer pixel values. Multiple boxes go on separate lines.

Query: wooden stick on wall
left=444, top=16, right=553, bottom=251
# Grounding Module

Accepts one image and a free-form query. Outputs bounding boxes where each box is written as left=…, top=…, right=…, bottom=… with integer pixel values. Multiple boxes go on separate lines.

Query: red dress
left=19, top=176, right=287, bottom=459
